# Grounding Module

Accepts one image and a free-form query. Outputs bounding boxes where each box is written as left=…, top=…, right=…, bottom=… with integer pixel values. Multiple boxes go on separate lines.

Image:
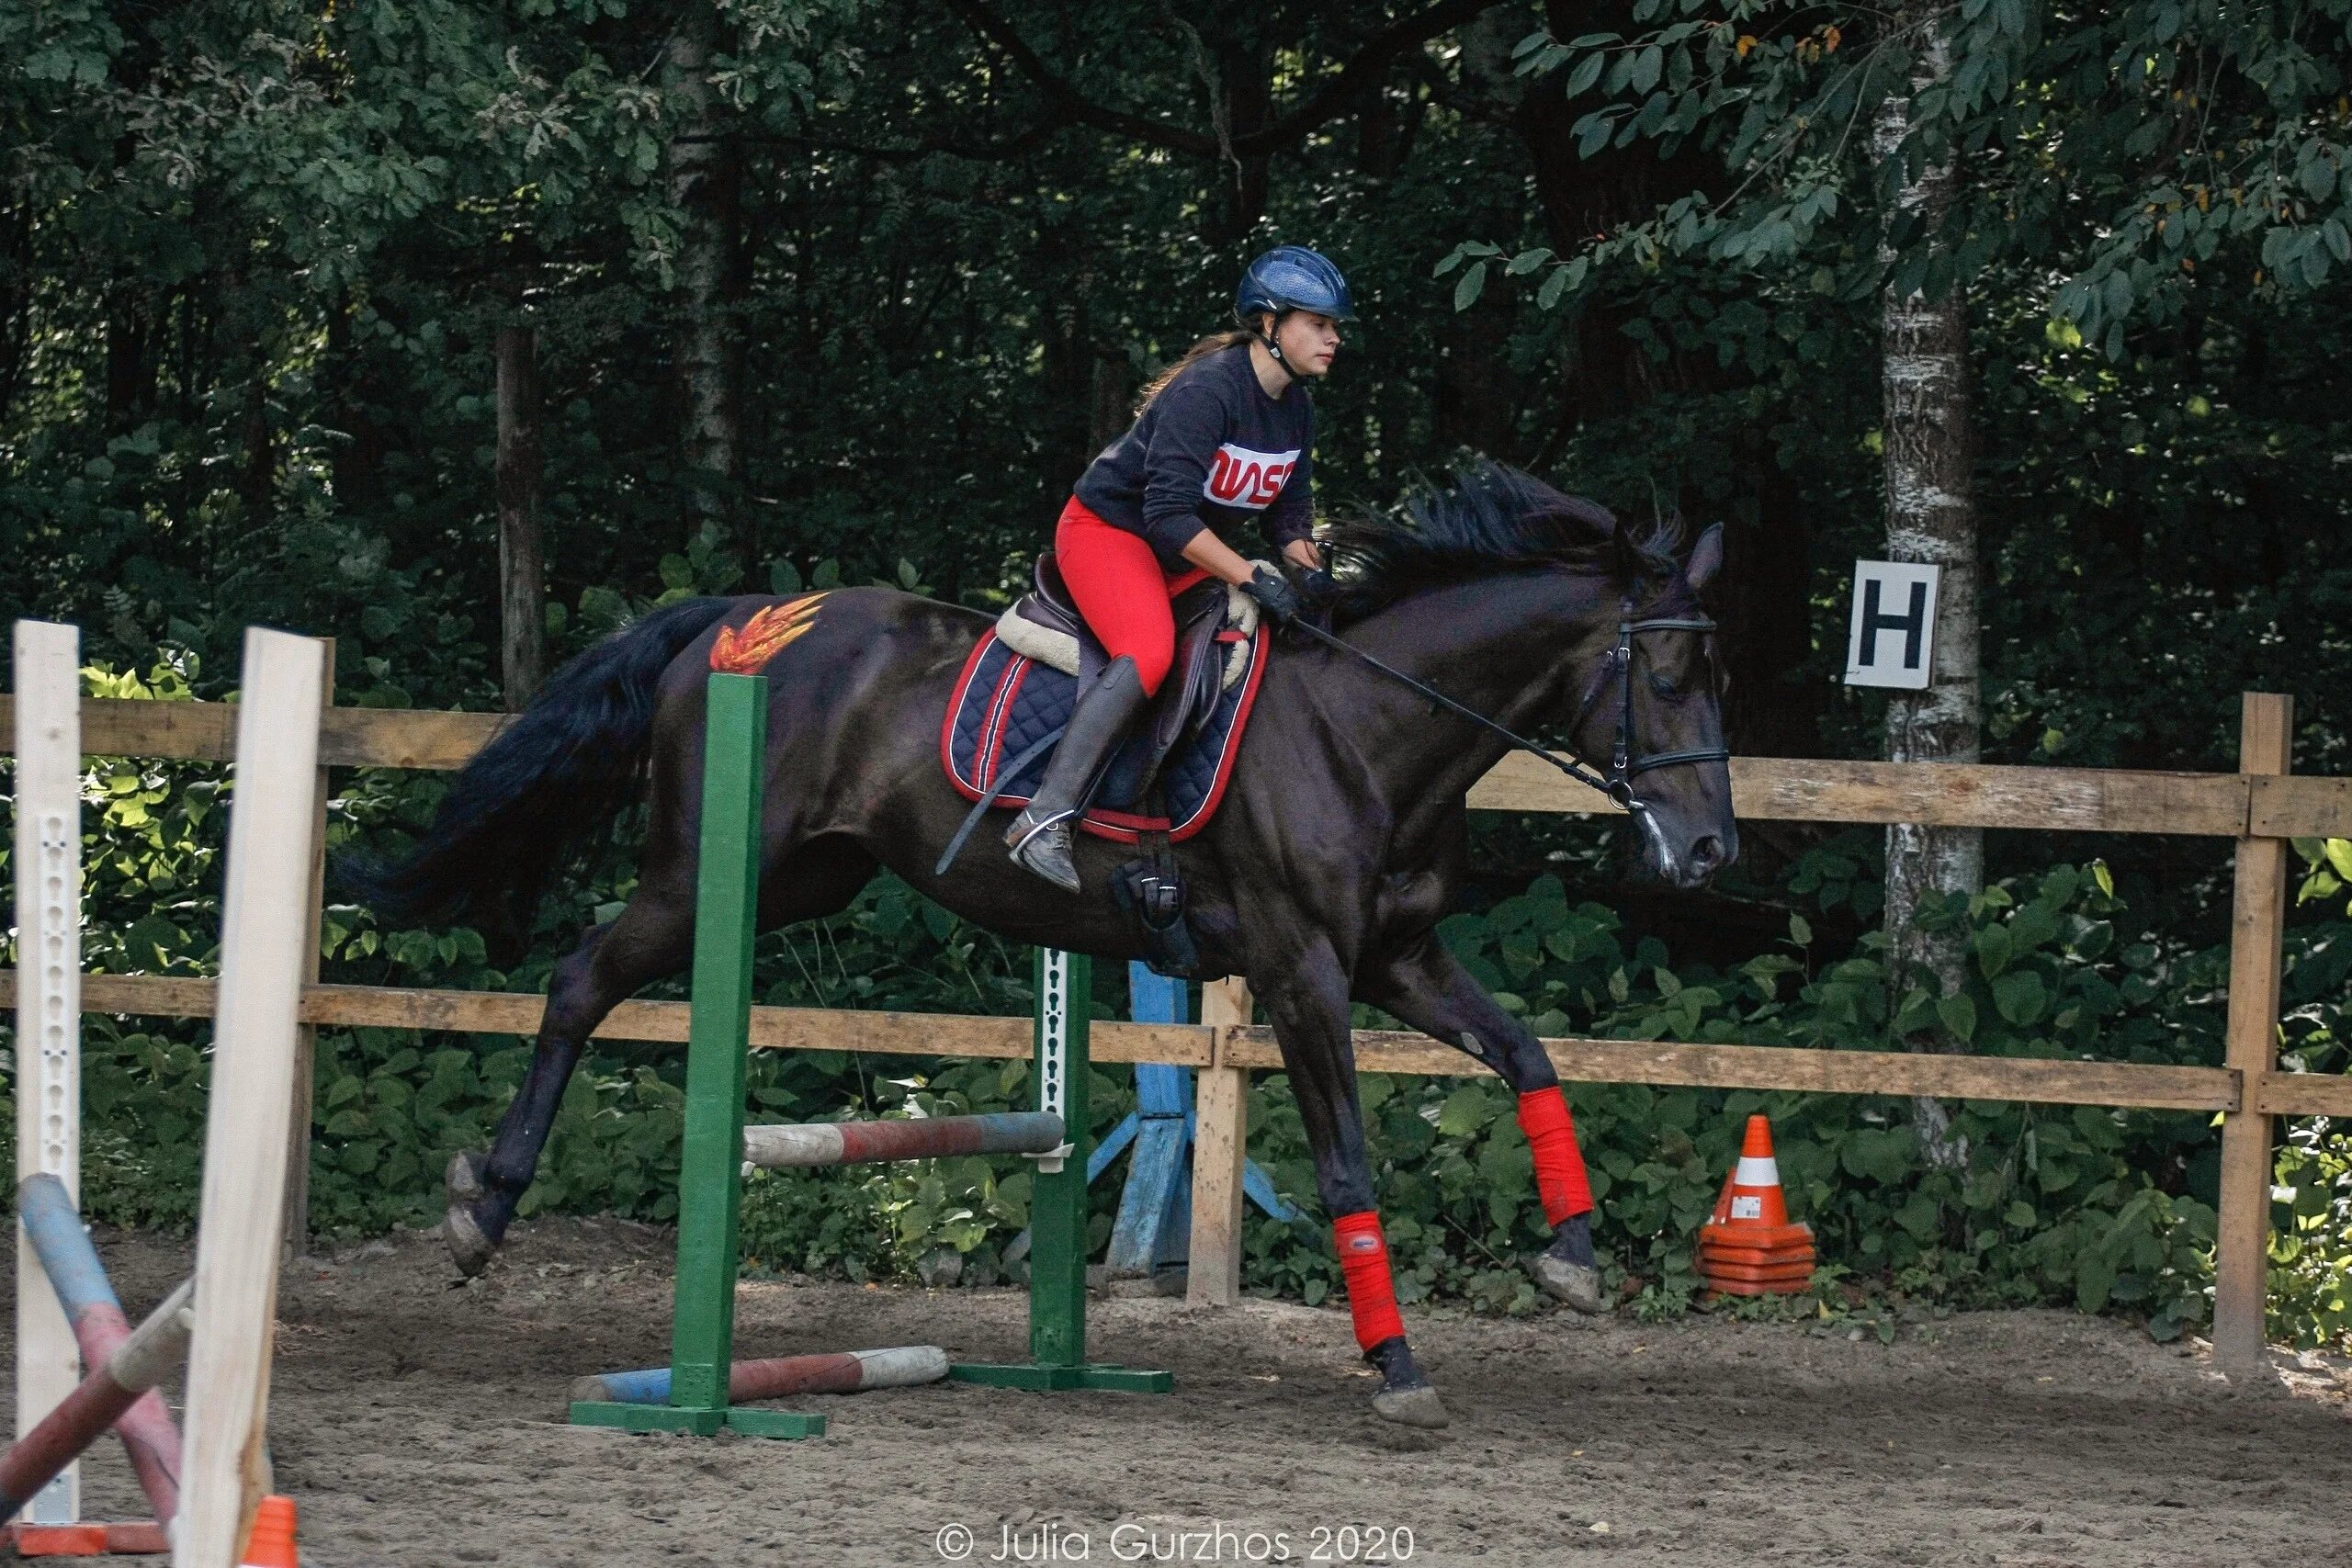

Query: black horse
left=354, top=463, right=1736, bottom=1427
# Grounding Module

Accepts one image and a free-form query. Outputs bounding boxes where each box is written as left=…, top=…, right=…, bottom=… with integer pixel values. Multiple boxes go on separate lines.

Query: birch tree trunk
left=496, top=324, right=546, bottom=711
left=1873, top=17, right=1982, bottom=1171
left=667, top=0, right=746, bottom=558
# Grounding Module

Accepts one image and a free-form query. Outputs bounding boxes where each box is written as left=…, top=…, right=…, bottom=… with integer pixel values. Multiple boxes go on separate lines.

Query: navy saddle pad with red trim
left=940, top=626, right=1268, bottom=844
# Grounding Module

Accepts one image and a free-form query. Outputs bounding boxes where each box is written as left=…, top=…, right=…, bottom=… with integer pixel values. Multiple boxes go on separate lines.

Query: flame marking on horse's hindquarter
left=710, top=593, right=831, bottom=673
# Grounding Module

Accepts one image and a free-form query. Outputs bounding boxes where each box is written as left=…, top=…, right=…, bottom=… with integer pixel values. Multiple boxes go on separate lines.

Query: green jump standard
left=946, top=946, right=1172, bottom=1395
left=571, top=671, right=1166, bottom=1441
left=571, top=671, right=824, bottom=1438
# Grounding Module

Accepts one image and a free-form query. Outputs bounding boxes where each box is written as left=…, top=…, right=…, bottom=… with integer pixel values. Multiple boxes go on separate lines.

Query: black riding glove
left=1242, top=564, right=1305, bottom=625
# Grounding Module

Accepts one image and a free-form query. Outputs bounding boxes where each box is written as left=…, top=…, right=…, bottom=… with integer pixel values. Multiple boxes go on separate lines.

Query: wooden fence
left=1, top=688, right=2346, bottom=1378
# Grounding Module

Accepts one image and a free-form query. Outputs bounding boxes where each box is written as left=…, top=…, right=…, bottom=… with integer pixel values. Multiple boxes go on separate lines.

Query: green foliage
left=1233, top=863, right=2347, bottom=1348
left=2295, top=838, right=2352, bottom=916
left=1499, top=0, right=2352, bottom=349
left=6, top=681, right=2349, bottom=1348
left=2269, top=1121, right=2352, bottom=1348
left=3, top=0, right=2349, bottom=1356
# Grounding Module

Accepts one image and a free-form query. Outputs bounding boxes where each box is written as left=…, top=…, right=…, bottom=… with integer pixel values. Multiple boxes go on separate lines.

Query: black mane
left=1323, top=460, right=1681, bottom=622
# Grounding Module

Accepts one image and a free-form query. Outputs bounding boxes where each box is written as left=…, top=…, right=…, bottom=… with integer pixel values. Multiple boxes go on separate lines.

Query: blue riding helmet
left=1235, top=246, right=1356, bottom=323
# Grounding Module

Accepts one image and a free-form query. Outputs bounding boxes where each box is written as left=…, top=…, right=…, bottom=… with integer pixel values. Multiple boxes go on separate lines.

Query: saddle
left=938, top=558, right=1272, bottom=978
left=993, top=552, right=1259, bottom=810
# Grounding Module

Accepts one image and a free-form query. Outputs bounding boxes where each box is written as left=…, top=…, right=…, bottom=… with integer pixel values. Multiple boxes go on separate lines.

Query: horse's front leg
left=1249, top=932, right=1449, bottom=1429
left=1360, top=931, right=1608, bottom=1314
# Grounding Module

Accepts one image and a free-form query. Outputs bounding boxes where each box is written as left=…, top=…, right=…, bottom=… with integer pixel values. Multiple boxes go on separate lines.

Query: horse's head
left=1323, top=462, right=1739, bottom=887
left=1566, top=523, right=1737, bottom=889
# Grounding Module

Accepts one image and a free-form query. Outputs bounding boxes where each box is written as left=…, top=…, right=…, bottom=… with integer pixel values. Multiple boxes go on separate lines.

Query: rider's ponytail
left=1135, top=328, right=1256, bottom=413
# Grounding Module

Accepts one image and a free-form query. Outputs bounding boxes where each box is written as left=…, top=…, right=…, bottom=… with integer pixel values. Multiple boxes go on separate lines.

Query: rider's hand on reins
left=1242, top=564, right=1306, bottom=625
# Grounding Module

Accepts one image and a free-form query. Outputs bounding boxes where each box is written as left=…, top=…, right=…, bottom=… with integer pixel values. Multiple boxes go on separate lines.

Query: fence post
left=1186, top=977, right=1253, bottom=1308
left=13, top=621, right=83, bottom=1529
left=175, top=628, right=323, bottom=1568
left=2211, top=692, right=2292, bottom=1377
left=283, top=637, right=333, bottom=1256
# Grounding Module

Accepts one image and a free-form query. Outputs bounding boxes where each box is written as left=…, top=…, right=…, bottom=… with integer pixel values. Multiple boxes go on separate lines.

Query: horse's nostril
left=1691, top=835, right=1724, bottom=871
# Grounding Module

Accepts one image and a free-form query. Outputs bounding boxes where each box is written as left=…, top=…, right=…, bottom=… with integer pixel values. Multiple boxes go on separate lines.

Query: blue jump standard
left=1095, top=964, right=1295, bottom=1282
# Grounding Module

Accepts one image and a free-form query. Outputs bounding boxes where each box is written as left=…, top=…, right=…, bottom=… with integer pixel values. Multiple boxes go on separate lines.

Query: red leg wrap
left=1518, top=1088, right=1594, bottom=1224
left=1332, top=1211, right=1408, bottom=1352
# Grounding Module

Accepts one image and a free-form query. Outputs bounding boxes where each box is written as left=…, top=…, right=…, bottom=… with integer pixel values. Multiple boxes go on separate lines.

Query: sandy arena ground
left=7, top=1218, right=2348, bottom=1568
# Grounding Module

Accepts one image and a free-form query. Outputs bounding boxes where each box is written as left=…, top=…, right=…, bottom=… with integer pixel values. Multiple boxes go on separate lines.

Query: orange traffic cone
left=239, top=1495, right=300, bottom=1568
left=1698, top=1115, right=1815, bottom=1298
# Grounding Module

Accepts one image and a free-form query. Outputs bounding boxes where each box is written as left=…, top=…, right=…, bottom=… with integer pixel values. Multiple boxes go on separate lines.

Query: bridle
left=1570, top=604, right=1734, bottom=804
left=1283, top=598, right=1729, bottom=811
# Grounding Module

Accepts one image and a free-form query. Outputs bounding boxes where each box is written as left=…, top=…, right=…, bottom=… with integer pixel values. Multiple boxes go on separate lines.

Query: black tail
left=340, top=597, right=735, bottom=934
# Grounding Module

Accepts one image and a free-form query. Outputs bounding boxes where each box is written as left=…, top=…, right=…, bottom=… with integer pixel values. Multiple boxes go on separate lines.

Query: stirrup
left=1006, top=805, right=1074, bottom=852
left=1007, top=811, right=1080, bottom=893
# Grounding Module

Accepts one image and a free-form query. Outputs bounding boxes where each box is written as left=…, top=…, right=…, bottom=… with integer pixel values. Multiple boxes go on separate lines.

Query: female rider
left=1005, top=245, right=1348, bottom=890
left=1003, top=247, right=1610, bottom=1325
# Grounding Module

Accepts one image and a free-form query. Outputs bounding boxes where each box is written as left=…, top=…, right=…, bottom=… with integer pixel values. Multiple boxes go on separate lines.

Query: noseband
left=1282, top=599, right=1729, bottom=812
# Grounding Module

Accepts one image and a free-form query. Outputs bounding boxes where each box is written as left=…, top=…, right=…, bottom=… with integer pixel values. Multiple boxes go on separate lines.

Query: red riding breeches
left=1054, top=496, right=1209, bottom=697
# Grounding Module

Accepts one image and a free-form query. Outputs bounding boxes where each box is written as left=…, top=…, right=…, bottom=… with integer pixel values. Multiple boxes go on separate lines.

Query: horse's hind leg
left=1360, top=932, right=1607, bottom=1314
left=443, top=836, right=877, bottom=1275
left=443, top=886, right=693, bottom=1273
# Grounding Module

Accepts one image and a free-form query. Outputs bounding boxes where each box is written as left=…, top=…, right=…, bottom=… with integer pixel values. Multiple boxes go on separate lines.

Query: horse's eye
left=1646, top=672, right=1679, bottom=697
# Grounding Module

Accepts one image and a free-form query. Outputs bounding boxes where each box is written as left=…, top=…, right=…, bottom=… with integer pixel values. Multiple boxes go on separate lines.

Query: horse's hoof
left=1371, top=1383, right=1450, bottom=1429
left=443, top=1202, right=496, bottom=1278
left=1534, top=1253, right=1609, bottom=1314
left=446, top=1149, right=488, bottom=1205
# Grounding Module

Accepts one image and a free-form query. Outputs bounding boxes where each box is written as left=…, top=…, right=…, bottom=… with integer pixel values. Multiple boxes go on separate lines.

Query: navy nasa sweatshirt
left=1073, top=344, right=1315, bottom=570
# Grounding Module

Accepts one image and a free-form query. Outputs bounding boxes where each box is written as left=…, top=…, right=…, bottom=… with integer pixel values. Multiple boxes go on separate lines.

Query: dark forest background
left=3, top=1, right=2347, bottom=1341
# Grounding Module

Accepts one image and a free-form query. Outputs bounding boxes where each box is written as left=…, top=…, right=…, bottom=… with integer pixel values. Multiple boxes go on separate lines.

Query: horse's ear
left=1686, top=524, right=1724, bottom=594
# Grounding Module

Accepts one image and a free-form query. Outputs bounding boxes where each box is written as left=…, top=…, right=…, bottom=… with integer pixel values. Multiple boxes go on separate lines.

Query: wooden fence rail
left=6, top=971, right=2352, bottom=1119
left=6, top=694, right=2346, bottom=832
left=2, top=688, right=2344, bottom=1379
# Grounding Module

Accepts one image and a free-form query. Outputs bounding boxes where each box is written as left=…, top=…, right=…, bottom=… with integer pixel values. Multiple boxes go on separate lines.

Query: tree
left=496, top=325, right=548, bottom=711
left=1872, top=7, right=1980, bottom=1168
left=1475, top=0, right=2351, bottom=1057
left=3, top=0, right=2345, bottom=960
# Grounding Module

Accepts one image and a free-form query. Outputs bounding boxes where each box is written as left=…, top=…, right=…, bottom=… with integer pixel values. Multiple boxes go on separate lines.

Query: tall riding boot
left=1006, top=656, right=1149, bottom=893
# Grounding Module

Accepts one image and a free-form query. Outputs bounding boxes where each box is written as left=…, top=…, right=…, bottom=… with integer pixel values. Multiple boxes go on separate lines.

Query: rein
left=1284, top=602, right=1730, bottom=811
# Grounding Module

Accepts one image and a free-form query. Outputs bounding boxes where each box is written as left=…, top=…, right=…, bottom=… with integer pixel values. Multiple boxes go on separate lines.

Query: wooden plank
left=283, top=639, right=333, bottom=1256
left=69, top=973, right=222, bottom=1019
left=1464, top=751, right=1631, bottom=814
left=13, top=621, right=85, bottom=1528
left=175, top=629, right=324, bottom=1568
left=1223, top=1028, right=2241, bottom=1111
left=1728, top=756, right=2250, bottom=836
left=2252, top=1073, right=2352, bottom=1119
left=13, top=698, right=2335, bottom=839
left=3, top=974, right=1215, bottom=1067
left=0, top=968, right=2248, bottom=1110
left=1187, top=979, right=1254, bottom=1309
left=1468, top=750, right=2252, bottom=835
left=75, top=698, right=234, bottom=762
left=3, top=969, right=2242, bottom=1106
left=316, top=706, right=509, bottom=770
left=0, top=697, right=510, bottom=771
left=2212, top=694, right=2294, bottom=1379
left=2247, top=773, right=2352, bottom=840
